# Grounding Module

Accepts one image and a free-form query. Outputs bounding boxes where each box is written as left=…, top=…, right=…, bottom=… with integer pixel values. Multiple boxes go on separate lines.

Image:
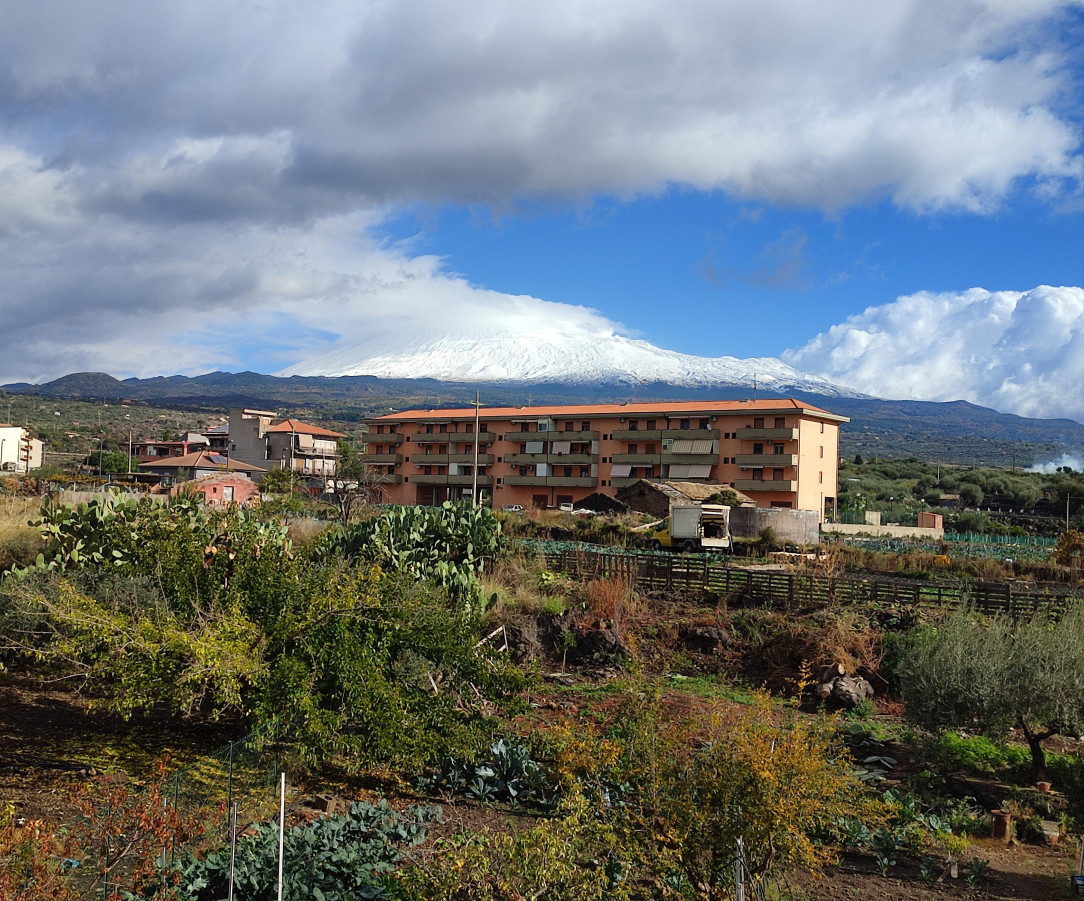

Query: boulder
left=566, top=629, right=630, bottom=667
left=678, top=624, right=731, bottom=654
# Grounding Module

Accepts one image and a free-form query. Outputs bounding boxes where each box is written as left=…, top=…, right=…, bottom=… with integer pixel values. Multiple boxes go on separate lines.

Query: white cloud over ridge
left=785, top=285, right=1084, bottom=423
left=0, top=0, right=1079, bottom=420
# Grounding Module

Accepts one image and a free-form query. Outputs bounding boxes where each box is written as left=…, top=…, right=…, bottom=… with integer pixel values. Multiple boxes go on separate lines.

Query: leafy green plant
left=964, top=856, right=990, bottom=886
left=919, top=853, right=942, bottom=882
left=164, top=800, right=439, bottom=901
left=421, top=739, right=554, bottom=809
left=871, top=829, right=898, bottom=876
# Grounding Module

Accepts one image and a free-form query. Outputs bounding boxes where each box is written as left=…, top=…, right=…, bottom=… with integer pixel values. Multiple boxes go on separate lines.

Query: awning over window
left=549, top=441, right=571, bottom=455
left=671, top=439, right=715, bottom=454
left=609, top=463, right=632, bottom=477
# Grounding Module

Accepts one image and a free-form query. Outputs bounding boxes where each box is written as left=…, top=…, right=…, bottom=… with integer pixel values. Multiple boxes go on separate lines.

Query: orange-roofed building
left=362, top=399, right=847, bottom=517
left=227, top=408, right=346, bottom=481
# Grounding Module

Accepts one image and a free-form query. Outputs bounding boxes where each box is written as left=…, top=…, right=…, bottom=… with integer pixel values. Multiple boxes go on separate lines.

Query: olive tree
left=899, top=602, right=1084, bottom=782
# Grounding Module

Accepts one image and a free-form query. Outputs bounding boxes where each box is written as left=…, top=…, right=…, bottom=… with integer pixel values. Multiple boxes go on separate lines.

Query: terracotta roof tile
left=367, top=398, right=846, bottom=422
left=265, top=419, right=345, bottom=438
left=138, top=450, right=266, bottom=472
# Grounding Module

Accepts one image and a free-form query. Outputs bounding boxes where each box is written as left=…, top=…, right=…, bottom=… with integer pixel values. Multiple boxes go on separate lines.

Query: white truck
left=649, top=504, right=731, bottom=552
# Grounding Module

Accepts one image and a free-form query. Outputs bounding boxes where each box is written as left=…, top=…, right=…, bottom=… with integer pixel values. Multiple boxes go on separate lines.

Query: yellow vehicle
left=650, top=504, right=731, bottom=552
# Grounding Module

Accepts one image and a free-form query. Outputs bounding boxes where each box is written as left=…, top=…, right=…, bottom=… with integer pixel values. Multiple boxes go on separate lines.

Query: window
left=818, top=471, right=823, bottom=484
left=629, top=421, right=638, bottom=430
left=439, top=424, right=447, bottom=433
left=563, top=466, right=573, bottom=477
left=564, top=421, right=575, bottom=431
left=627, top=444, right=637, bottom=453
left=820, top=422, right=825, bottom=434
left=425, top=425, right=434, bottom=434
left=773, top=468, right=784, bottom=480
left=680, top=419, right=690, bottom=430
left=646, top=419, right=656, bottom=429
left=480, top=424, right=488, bottom=432
left=774, top=417, right=785, bottom=428
left=646, top=443, right=656, bottom=454
left=753, top=417, right=764, bottom=428
left=753, top=443, right=764, bottom=454
left=581, top=421, right=591, bottom=431
left=752, top=467, right=763, bottom=480
left=819, top=446, right=824, bottom=458
left=376, top=425, right=384, bottom=435
left=774, top=443, right=784, bottom=455
left=699, top=418, right=709, bottom=429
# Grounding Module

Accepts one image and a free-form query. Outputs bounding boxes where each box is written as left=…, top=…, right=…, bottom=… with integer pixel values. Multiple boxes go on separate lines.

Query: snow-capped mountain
left=277, top=330, right=864, bottom=397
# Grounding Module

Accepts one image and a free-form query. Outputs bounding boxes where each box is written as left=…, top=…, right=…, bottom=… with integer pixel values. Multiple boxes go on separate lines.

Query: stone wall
left=730, top=506, right=821, bottom=544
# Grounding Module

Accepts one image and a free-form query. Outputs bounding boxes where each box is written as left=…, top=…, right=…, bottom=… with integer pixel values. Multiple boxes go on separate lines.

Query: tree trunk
left=1018, top=717, right=1052, bottom=784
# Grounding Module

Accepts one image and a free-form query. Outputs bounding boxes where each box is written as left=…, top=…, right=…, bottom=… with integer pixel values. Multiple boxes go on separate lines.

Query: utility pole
left=470, top=392, right=483, bottom=507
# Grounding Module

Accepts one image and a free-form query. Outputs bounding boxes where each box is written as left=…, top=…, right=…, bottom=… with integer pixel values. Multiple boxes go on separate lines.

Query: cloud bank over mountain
left=785, top=286, right=1084, bottom=423
left=0, top=0, right=1079, bottom=420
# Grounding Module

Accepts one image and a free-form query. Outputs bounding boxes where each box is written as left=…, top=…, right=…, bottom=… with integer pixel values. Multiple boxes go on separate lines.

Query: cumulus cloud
left=0, top=0, right=1080, bottom=401
left=784, top=285, right=1084, bottom=422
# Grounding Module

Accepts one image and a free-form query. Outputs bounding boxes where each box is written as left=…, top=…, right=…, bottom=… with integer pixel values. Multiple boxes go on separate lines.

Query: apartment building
left=227, top=409, right=345, bottom=479
left=363, top=399, right=847, bottom=517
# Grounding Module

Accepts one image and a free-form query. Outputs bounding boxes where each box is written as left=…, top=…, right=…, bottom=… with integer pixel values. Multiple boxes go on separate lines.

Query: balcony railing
left=501, top=430, right=599, bottom=443
left=411, top=453, right=494, bottom=465
left=503, top=476, right=596, bottom=487
left=361, top=453, right=402, bottom=465
left=504, top=453, right=595, bottom=465
left=410, top=432, right=496, bottom=445
left=733, top=479, right=798, bottom=493
left=411, top=474, right=494, bottom=486
left=736, top=428, right=798, bottom=441
left=734, top=453, right=797, bottom=467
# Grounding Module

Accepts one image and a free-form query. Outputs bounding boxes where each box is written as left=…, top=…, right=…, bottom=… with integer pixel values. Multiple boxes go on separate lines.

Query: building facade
left=363, top=399, right=847, bottom=517
left=226, top=409, right=344, bottom=479
left=0, top=424, right=44, bottom=473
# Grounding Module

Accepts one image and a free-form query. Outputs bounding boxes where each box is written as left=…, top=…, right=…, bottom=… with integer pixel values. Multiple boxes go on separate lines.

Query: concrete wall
left=821, top=522, right=945, bottom=540
left=730, top=505, right=821, bottom=544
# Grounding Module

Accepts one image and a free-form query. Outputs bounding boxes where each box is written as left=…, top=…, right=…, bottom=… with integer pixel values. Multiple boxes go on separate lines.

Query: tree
left=327, top=437, right=391, bottom=526
left=899, top=603, right=1084, bottom=781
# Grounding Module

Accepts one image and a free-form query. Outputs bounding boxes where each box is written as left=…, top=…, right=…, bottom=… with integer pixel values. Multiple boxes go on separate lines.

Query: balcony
left=411, top=432, right=496, bottom=445
left=735, top=453, right=797, bottom=467
left=361, top=453, right=402, bottom=465
left=412, top=453, right=494, bottom=465
left=501, top=430, right=599, bottom=443
left=504, top=476, right=596, bottom=487
left=412, top=474, right=494, bottom=486
left=736, top=428, right=798, bottom=441
left=660, top=452, right=718, bottom=465
left=504, top=453, right=595, bottom=465
left=611, top=429, right=662, bottom=441
left=365, top=433, right=404, bottom=444
left=609, top=453, right=659, bottom=464
left=734, top=479, right=798, bottom=493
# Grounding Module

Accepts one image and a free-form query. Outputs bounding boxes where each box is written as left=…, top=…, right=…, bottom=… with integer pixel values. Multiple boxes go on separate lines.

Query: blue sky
left=0, top=0, right=1081, bottom=420
left=380, top=190, right=1084, bottom=359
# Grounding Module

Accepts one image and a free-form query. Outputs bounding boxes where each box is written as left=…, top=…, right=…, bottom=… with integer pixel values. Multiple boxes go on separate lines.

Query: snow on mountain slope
left=277, top=329, right=863, bottom=396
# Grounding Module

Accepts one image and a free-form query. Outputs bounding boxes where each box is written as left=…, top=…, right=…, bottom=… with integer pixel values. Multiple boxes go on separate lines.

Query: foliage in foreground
left=1, top=496, right=524, bottom=771
left=165, top=801, right=439, bottom=901
left=899, top=601, right=1084, bottom=781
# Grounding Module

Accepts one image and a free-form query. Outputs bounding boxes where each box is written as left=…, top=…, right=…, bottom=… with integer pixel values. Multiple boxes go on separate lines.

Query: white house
left=0, top=424, right=44, bottom=473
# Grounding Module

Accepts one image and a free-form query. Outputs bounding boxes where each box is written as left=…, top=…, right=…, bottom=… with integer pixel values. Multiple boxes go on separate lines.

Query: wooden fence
left=540, top=546, right=1079, bottom=617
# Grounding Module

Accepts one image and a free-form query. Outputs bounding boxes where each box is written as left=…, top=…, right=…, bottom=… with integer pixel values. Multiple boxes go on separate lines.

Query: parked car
left=557, top=502, right=574, bottom=513
left=503, top=504, right=525, bottom=513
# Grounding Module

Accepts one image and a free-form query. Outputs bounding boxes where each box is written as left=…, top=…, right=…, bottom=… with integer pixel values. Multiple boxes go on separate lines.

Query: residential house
left=170, top=472, right=262, bottom=508
left=0, top=424, right=44, bottom=473
left=139, top=450, right=265, bottom=486
left=226, top=409, right=344, bottom=481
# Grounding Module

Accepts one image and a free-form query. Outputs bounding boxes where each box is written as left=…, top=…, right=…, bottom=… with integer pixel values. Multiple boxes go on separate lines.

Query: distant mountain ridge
left=3, top=370, right=1081, bottom=466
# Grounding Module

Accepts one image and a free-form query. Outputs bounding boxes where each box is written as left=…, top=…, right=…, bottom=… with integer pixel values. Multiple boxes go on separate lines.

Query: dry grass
left=0, top=499, right=44, bottom=572
left=481, top=551, right=569, bottom=616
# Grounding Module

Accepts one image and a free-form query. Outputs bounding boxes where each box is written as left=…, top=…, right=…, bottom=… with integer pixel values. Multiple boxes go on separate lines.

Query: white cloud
left=0, top=0, right=1079, bottom=406
left=784, top=285, right=1084, bottom=422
